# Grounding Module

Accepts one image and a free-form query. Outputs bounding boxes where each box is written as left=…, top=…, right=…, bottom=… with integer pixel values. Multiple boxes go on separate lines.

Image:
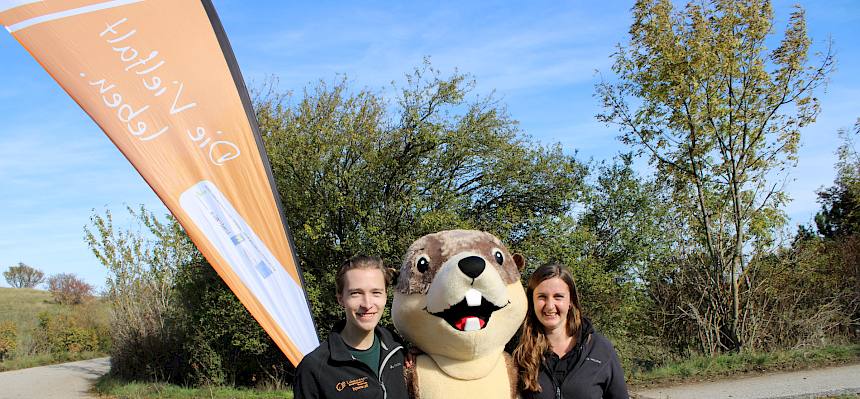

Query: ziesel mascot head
left=392, top=230, right=527, bottom=399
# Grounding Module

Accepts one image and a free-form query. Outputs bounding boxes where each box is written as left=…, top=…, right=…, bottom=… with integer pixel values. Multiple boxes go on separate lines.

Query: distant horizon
left=2, top=0, right=858, bottom=289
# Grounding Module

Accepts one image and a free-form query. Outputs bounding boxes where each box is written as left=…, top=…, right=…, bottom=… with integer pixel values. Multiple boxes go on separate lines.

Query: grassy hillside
left=0, top=287, right=110, bottom=371
left=0, top=287, right=58, bottom=334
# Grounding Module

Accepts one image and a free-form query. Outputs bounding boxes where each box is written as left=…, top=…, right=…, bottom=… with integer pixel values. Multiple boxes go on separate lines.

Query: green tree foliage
left=172, top=262, right=289, bottom=386
left=816, top=119, right=860, bottom=238
left=258, top=62, right=586, bottom=331
left=87, top=206, right=282, bottom=386
left=804, top=119, right=860, bottom=342
left=577, top=156, right=680, bottom=356
left=3, top=262, right=45, bottom=288
left=596, top=0, right=834, bottom=352
left=579, top=155, right=677, bottom=279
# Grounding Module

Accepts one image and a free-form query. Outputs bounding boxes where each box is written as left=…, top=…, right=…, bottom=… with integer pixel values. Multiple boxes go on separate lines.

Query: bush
left=755, top=234, right=860, bottom=349
left=0, top=321, right=17, bottom=361
left=173, top=262, right=289, bottom=387
left=33, top=312, right=101, bottom=355
left=47, top=273, right=93, bottom=305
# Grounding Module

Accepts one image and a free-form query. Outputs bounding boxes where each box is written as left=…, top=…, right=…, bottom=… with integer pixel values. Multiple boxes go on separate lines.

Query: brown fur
left=405, top=360, right=420, bottom=398
left=396, top=230, right=522, bottom=294
left=504, top=353, right=519, bottom=399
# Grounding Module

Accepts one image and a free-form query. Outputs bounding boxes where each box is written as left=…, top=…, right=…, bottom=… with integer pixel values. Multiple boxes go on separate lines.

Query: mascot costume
left=392, top=230, right=527, bottom=399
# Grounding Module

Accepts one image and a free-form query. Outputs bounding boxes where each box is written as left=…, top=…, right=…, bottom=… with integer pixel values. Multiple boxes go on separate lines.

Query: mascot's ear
left=388, top=267, right=400, bottom=287
left=513, top=253, right=526, bottom=271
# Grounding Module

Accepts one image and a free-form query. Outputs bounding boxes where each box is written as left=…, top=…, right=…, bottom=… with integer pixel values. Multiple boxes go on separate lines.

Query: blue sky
left=1, top=0, right=858, bottom=289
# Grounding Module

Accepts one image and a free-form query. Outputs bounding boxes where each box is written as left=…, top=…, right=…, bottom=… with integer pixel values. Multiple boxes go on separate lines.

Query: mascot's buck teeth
left=460, top=289, right=484, bottom=330
left=465, top=288, right=482, bottom=307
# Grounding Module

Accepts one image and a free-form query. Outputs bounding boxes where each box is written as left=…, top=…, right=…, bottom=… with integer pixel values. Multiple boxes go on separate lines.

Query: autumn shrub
left=33, top=312, right=100, bottom=354
left=755, top=235, right=860, bottom=349
left=47, top=273, right=93, bottom=305
left=0, top=320, right=17, bottom=361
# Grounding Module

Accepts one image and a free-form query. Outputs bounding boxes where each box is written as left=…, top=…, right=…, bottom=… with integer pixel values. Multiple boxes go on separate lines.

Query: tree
left=577, top=156, right=679, bottom=338
left=259, top=61, right=586, bottom=331
left=46, top=273, right=93, bottom=305
left=816, top=119, right=860, bottom=238
left=3, top=262, right=45, bottom=288
left=596, top=0, right=833, bottom=352
left=171, top=261, right=288, bottom=386
left=811, top=118, right=860, bottom=340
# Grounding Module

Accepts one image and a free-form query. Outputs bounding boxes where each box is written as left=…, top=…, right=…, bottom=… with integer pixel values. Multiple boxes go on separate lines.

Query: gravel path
left=635, top=363, right=860, bottom=399
left=0, top=357, right=110, bottom=399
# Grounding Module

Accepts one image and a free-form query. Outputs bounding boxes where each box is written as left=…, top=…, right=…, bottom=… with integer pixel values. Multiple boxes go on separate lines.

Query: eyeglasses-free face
left=532, top=277, right=572, bottom=333
left=338, top=268, right=388, bottom=334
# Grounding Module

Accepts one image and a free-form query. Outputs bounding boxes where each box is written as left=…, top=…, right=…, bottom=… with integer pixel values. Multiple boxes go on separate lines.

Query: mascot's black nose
left=458, top=256, right=485, bottom=279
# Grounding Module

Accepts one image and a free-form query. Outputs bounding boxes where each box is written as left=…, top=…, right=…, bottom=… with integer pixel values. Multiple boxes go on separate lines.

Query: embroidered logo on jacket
left=335, top=377, right=369, bottom=392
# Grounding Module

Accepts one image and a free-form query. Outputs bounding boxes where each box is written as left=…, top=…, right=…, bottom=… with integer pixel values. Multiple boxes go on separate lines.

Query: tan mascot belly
left=392, top=230, right=527, bottom=399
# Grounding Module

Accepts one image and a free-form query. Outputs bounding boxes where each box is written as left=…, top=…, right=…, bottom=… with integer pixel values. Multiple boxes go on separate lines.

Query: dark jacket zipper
left=348, top=342, right=403, bottom=399
left=377, top=345, right=403, bottom=399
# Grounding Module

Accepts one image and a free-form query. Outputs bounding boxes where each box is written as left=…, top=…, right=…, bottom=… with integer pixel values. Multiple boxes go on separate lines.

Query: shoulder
left=376, top=325, right=406, bottom=348
left=585, top=332, right=621, bottom=363
left=296, top=341, right=330, bottom=376
left=589, top=332, right=615, bottom=348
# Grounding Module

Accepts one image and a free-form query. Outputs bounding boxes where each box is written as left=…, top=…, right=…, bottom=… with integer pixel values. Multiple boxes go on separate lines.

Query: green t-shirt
left=347, top=333, right=381, bottom=376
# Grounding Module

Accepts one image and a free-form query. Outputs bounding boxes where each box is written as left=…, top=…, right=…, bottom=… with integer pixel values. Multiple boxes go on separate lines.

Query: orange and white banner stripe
left=1, top=0, right=319, bottom=365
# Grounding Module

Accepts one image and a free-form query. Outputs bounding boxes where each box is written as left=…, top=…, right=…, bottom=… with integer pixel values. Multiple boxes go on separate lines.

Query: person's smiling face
left=338, top=268, right=387, bottom=334
left=533, top=277, right=571, bottom=333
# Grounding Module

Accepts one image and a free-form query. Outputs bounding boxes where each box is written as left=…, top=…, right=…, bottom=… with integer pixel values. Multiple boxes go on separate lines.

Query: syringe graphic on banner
left=180, top=180, right=317, bottom=354
left=228, top=233, right=273, bottom=279
left=194, top=184, right=273, bottom=280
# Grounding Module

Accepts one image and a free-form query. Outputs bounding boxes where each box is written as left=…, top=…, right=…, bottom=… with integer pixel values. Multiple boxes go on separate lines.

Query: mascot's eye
left=417, top=257, right=430, bottom=273
left=494, top=251, right=504, bottom=265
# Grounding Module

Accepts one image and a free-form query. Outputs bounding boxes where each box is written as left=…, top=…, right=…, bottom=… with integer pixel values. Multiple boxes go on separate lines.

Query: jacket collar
left=542, top=316, right=595, bottom=361
left=327, top=320, right=395, bottom=362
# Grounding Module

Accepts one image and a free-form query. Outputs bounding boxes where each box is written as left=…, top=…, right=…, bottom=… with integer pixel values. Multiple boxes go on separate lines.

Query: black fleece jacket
left=521, top=317, right=629, bottom=399
left=293, top=321, right=408, bottom=399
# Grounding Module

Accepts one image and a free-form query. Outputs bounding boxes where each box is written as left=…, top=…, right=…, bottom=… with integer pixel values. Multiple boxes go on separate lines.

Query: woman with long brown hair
left=513, top=264, right=628, bottom=398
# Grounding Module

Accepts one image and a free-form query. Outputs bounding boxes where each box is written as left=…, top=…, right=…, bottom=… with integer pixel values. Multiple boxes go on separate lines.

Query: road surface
left=635, top=363, right=860, bottom=399
left=0, top=357, right=857, bottom=399
left=0, top=357, right=110, bottom=399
